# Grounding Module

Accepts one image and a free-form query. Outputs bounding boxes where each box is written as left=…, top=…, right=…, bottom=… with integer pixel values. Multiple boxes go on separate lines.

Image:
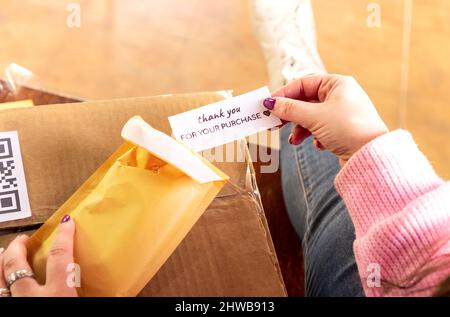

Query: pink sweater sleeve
left=335, top=130, right=450, bottom=296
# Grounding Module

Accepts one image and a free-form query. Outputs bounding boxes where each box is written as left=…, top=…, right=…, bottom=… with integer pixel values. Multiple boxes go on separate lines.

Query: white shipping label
left=168, top=87, right=281, bottom=152
left=0, top=131, right=32, bottom=222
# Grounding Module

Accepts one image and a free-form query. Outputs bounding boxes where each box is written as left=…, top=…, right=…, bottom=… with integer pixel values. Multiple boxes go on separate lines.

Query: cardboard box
left=0, top=79, right=79, bottom=105
left=0, top=91, right=286, bottom=296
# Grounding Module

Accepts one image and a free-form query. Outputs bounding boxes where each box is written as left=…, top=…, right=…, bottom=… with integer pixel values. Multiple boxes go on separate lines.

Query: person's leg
left=281, top=124, right=364, bottom=296
left=250, top=0, right=326, bottom=91
left=251, top=0, right=364, bottom=296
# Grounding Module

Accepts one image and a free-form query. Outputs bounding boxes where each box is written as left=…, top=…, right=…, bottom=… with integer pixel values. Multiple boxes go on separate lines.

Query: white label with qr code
left=0, top=131, right=31, bottom=222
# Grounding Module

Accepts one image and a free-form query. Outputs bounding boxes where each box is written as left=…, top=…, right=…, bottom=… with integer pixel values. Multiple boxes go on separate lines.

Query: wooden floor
left=314, top=0, right=450, bottom=179
left=0, top=0, right=448, bottom=177
left=0, top=0, right=267, bottom=98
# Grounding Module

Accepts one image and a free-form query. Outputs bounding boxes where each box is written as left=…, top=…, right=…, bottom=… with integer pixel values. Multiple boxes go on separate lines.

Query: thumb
left=263, top=97, right=316, bottom=128
left=45, top=214, right=75, bottom=288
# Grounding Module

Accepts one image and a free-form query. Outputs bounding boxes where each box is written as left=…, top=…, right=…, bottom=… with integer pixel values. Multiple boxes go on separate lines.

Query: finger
left=275, top=119, right=290, bottom=129
left=263, top=97, right=317, bottom=129
left=3, top=235, right=40, bottom=295
left=313, top=138, right=325, bottom=151
left=0, top=248, right=8, bottom=290
left=46, top=215, right=76, bottom=289
left=289, top=124, right=311, bottom=145
left=272, top=74, right=334, bottom=102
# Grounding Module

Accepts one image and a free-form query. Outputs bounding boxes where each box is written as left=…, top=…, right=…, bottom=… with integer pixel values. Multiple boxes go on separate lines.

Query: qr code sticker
left=0, top=132, right=31, bottom=222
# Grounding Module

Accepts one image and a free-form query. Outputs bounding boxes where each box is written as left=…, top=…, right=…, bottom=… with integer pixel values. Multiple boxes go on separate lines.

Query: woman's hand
left=0, top=215, right=78, bottom=297
left=264, top=74, right=389, bottom=165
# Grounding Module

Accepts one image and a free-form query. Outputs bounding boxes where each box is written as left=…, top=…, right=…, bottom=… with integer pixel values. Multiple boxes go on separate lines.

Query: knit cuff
left=335, top=129, right=443, bottom=237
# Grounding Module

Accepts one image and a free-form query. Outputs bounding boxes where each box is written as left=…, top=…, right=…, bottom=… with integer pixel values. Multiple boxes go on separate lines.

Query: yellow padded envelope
left=0, top=99, right=34, bottom=110
left=27, top=116, right=229, bottom=296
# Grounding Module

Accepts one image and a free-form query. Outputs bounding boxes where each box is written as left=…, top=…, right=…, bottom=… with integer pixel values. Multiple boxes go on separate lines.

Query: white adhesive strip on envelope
left=121, top=117, right=224, bottom=184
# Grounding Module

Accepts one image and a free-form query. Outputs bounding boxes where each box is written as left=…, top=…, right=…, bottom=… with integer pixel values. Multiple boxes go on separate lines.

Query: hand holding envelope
left=27, top=117, right=229, bottom=296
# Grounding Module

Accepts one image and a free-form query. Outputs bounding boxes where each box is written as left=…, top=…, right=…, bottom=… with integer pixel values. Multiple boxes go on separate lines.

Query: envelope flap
left=121, top=116, right=225, bottom=184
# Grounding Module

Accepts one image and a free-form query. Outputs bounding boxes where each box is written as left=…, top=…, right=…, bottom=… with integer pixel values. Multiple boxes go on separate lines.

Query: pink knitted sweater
left=335, top=130, right=450, bottom=296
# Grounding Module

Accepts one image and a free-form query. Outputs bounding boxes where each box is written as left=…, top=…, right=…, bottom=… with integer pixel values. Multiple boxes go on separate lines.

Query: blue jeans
left=280, top=124, right=364, bottom=297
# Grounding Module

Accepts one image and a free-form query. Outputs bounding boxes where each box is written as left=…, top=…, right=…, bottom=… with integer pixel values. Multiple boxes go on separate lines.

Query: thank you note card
left=168, top=87, right=281, bottom=152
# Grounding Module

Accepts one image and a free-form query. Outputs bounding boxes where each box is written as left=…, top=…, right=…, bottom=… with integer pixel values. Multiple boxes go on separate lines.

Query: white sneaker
left=250, top=0, right=326, bottom=91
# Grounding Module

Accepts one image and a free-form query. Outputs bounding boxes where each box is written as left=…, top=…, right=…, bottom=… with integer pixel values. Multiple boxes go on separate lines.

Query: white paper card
left=168, top=87, right=281, bottom=152
left=0, top=131, right=32, bottom=222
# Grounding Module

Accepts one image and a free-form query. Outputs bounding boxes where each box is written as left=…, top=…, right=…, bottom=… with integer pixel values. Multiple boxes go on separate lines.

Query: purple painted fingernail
left=263, top=98, right=276, bottom=110
left=61, top=214, right=71, bottom=224
left=288, top=134, right=294, bottom=145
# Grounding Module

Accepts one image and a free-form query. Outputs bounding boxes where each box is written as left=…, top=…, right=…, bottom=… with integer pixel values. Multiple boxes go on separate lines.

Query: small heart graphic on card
left=263, top=110, right=271, bottom=117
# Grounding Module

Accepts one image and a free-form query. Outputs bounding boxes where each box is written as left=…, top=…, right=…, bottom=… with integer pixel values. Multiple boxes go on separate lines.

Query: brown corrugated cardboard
left=0, top=91, right=286, bottom=296
left=0, top=79, right=80, bottom=105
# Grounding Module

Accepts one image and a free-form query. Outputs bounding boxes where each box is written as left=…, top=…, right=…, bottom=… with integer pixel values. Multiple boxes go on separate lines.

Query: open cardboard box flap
left=0, top=91, right=286, bottom=296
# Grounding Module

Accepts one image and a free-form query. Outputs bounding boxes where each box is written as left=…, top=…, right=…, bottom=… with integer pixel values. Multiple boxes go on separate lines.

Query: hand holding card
left=168, top=87, right=281, bottom=152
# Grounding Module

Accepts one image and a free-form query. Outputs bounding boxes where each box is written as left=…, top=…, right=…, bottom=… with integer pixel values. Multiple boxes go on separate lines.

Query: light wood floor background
left=0, top=0, right=449, bottom=178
